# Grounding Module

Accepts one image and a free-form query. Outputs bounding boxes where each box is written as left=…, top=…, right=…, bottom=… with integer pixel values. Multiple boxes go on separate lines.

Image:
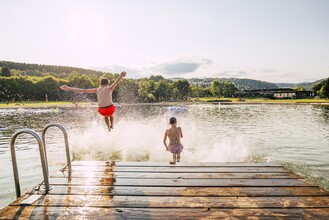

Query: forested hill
left=187, top=78, right=279, bottom=90
left=1, top=60, right=323, bottom=91
left=275, top=79, right=325, bottom=91
left=0, top=60, right=106, bottom=77
left=226, top=78, right=279, bottom=90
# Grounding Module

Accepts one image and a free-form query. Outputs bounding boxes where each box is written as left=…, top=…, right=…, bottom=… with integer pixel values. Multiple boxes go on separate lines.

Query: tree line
left=0, top=66, right=239, bottom=103
left=312, top=78, right=329, bottom=98
left=2, top=62, right=327, bottom=102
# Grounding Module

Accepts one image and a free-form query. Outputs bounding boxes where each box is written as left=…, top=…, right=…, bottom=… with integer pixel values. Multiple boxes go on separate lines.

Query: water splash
left=69, top=109, right=252, bottom=162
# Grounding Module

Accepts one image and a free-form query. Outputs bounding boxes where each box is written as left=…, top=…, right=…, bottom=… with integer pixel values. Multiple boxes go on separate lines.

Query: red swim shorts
left=98, top=105, right=116, bottom=117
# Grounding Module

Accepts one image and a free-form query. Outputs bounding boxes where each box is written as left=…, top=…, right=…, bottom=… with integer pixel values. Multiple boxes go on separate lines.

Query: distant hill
left=1, top=60, right=326, bottom=91
left=0, top=60, right=106, bottom=77
left=185, top=78, right=279, bottom=90
left=275, top=79, right=326, bottom=90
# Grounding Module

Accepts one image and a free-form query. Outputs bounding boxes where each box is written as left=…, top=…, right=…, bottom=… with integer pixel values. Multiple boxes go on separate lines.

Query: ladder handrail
left=10, top=129, right=50, bottom=198
left=42, top=123, right=71, bottom=176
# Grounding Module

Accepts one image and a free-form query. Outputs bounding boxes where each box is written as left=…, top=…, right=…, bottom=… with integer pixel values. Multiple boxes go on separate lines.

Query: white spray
left=69, top=105, right=252, bottom=162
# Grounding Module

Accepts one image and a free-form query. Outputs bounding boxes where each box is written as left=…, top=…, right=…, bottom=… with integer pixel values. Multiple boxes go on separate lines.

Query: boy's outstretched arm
left=60, top=85, right=97, bottom=94
left=109, top=71, right=126, bottom=90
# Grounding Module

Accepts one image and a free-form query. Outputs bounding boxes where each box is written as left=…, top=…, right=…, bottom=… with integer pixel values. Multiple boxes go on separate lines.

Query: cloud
left=218, top=70, right=248, bottom=78
left=152, top=58, right=213, bottom=75
left=91, top=65, right=142, bottom=78
left=155, top=62, right=199, bottom=74
left=91, top=57, right=214, bottom=78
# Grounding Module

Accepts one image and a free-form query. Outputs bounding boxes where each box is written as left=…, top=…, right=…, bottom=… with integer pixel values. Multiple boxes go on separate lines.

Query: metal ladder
left=42, top=123, right=72, bottom=176
left=10, top=124, right=71, bottom=198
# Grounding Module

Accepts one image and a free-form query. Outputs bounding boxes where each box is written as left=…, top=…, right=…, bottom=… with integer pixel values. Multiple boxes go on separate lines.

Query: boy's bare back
left=167, top=127, right=183, bottom=145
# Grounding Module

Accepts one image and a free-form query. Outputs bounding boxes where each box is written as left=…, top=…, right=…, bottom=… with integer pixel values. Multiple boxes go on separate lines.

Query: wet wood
left=9, top=194, right=329, bottom=208
left=71, top=161, right=282, bottom=167
left=51, top=172, right=301, bottom=179
left=70, top=165, right=290, bottom=173
left=1, top=206, right=329, bottom=219
left=113, top=166, right=290, bottom=173
left=116, top=162, right=283, bottom=167
left=1, top=161, right=329, bottom=219
left=36, top=186, right=329, bottom=197
left=48, top=177, right=315, bottom=187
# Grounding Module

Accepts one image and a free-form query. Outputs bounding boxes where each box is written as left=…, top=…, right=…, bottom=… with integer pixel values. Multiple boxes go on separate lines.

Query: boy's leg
left=110, top=116, right=114, bottom=129
left=104, top=116, right=111, bottom=131
left=177, top=154, right=180, bottom=162
left=170, top=154, right=177, bottom=164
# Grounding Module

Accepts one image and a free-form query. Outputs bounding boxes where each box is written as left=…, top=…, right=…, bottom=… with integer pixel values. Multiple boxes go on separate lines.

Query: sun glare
left=67, top=8, right=110, bottom=52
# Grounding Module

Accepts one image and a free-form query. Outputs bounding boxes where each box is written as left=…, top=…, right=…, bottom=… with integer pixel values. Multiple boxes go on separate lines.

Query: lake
left=0, top=103, right=329, bottom=209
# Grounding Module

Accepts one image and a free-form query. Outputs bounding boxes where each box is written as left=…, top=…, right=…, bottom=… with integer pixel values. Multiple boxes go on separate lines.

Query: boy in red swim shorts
left=60, top=71, right=126, bottom=131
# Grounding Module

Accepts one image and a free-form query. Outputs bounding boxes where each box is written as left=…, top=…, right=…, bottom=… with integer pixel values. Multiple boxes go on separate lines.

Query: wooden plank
left=115, top=162, right=282, bottom=167
left=10, top=195, right=329, bottom=208
left=54, top=170, right=114, bottom=178
left=71, top=161, right=111, bottom=166
left=1, top=206, right=329, bottom=219
left=113, top=166, right=290, bottom=173
left=51, top=172, right=302, bottom=179
left=39, top=185, right=329, bottom=197
left=70, top=161, right=281, bottom=167
left=2, top=160, right=329, bottom=219
left=48, top=177, right=316, bottom=187
left=50, top=171, right=115, bottom=178
left=68, top=166, right=290, bottom=173
left=111, top=186, right=329, bottom=197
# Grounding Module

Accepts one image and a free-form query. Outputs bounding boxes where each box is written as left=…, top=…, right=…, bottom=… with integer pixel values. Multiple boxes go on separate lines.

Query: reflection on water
left=0, top=104, right=329, bottom=208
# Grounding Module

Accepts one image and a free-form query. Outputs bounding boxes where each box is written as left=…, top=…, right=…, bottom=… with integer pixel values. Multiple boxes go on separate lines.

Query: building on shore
left=236, top=88, right=315, bottom=99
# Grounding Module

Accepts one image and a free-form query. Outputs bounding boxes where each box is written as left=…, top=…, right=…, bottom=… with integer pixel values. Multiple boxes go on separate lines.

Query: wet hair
left=100, top=78, right=109, bottom=85
left=169, top=117, right=177, bottom=124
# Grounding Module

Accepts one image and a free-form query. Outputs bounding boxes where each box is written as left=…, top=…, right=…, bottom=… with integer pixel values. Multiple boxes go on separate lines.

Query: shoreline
left=0, top=100, right=329, bottom=108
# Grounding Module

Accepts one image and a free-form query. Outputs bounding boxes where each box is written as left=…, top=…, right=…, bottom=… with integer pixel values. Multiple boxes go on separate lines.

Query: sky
left=0, top=0, right=328, bottom=83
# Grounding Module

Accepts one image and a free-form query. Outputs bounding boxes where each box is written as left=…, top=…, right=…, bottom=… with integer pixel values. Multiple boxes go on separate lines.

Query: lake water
left=0, top=103, right=329, bottom=209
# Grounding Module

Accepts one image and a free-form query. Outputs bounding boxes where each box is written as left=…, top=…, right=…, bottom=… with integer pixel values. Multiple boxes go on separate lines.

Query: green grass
left=0, top=101, right=96, bottom=108
left=195, top=97, right=329, bottom=103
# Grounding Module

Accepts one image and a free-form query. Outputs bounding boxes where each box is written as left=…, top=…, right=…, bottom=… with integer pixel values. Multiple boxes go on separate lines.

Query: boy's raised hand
left=120, top=71, right=127, bottom=78
left=60, top=85, right=69, bottom=91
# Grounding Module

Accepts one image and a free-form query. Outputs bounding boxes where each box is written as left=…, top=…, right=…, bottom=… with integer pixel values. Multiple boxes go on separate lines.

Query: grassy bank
left=196, top=97, right=329, bottom=103
left=1, top=98, right=329, bottom=108
left=0, top=101, right=96, bottom=108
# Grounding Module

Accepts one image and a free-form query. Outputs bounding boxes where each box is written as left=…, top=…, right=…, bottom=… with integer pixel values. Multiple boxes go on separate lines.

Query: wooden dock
left=1, top=161, right=329, bottom=219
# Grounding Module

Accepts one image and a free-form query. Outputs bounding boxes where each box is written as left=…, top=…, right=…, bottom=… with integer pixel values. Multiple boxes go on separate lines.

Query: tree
left=147, top=93, right=156, bottom=102
left=138, top=79, right=155, bottom=102
left=149, top=75, right=165, bottom=82
left=36, top=76, right=60, bottom=100
left=155, top=80, right=172, bottom=101
left=312, top=83, right=322, bottom=92
left=117, top=78, right=139, bottom=103
left=293, top=86, right=305, bottom=91
left=190, top=84, right=202, bottom=97
left=313, top=78, right=329, bottom=98
left=319, top=78, right=329, bottom=98
left=223, top=81, right=238, bottom=97
left=211, top=80, right=222, bottom=97
left=201, top=86, right=212, bottom=97
left=173, top=80, right=190, bottom=100
left=68, top=75, right=95, bottom=88
left=1, top=66, right=11, bottom=77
